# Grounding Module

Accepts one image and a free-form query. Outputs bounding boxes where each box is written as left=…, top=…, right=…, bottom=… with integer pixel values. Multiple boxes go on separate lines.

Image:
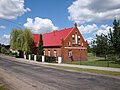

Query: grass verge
left=66, top=60, right=120, bottom=68
left=48, top=65, right=120, bottom=76
left=65, top=53, right=120, bottom=68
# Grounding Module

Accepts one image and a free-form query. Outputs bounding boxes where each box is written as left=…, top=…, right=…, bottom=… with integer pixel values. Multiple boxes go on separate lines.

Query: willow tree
left=10, top=28, right=23, bottom=51
left=22, top=29, right=34, bottom=54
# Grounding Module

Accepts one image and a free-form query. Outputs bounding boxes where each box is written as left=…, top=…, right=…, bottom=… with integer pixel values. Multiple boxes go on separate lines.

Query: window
left=72, top=37, right=75, bottom=44
left=72, top=35, right=75, bottom=37
left=78, top=40, right=80, bottom=45
left=82, top=43, right=83, bottom=47
left=43, top=50, right=45, bottom=55
left=68, top=50, right=72, bottom=57
left=54, top=50, right=57, bottom=57
left=68, top=41, right=71, bottom=46
left=78, top=36, right=80, bottom=45
left=48, top=50, right=50, bottom=56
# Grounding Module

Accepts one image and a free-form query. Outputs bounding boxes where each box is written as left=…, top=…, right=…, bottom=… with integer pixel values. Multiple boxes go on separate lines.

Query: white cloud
left=68, top=0, right=120, bottom=23
left=86, top=37, right=95, bottom=46
left=86, top=37, right=94, bottom=44
left=0, top=0, right=30, bottom=19
left=78, top=24, right=98, bottom=34
left=24, top=17, right=58, bottom=34
left=94, top=25, right=113, bottom=36
left=77, top=23, right=113, bottom=35
left=0, top=26, right=6, bottom=29
left=0, top=34, right=10, bottom=45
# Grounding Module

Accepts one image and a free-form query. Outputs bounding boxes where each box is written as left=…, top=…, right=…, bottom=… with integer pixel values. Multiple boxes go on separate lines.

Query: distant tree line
left=91, top=18, right=120, bottom=61
left=0, top=44, right=10, bottom=54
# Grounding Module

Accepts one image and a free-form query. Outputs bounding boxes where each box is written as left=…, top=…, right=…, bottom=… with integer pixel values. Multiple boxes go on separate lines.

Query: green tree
left=38, top=34, right=43, bottom=55
left=113, top=18, right=120, bottom=56
left=1, top=47, right=7, bottom=54
left=91, top=39, right=96, bottom=56
left=10, top=28, right=34, bottom=55
left=87, top=44, right=91, bottom=53
left=10, top=28, right=23, bottom=51
left=0, top=43, right=1, bottom=53
left=95, top=34, right=109, bottom=60
left=22, top=29, right=34, bottom=54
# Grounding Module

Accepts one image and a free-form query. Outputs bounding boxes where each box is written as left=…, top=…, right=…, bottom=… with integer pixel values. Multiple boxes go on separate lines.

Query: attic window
left=72, top=35, right=75, bottom=37
left=78, top=39, right=80, bottom=45
left=78, top=36, right=80, bottom=45
left=72, top=37, right=75, bottom=44
left=68, top=41, right=71, bottom=46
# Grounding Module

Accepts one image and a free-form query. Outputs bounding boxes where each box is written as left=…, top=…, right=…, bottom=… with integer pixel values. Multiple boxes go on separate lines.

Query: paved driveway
left=0, top=55, right=120, bottom=90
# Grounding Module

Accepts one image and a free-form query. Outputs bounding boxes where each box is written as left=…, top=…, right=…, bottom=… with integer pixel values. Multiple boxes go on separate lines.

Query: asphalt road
left=0, top=55, right=120, bottom=90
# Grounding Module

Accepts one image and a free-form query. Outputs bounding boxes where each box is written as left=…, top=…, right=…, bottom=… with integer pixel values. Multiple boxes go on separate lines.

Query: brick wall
left=61, top=26, right=88, bottom=62
left=33, top=25, right=88, bottom=62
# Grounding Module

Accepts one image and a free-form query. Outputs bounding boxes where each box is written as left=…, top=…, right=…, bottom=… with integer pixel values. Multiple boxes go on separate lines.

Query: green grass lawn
left=65, top=53, right=120, bottom=68
left=48, top=65, right=120, bottom=76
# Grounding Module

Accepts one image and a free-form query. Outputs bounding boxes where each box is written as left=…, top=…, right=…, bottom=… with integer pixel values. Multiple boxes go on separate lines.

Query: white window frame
left=54, top=50, right=57, bottom=57
left=48, top=50, right=50, bottom=56
left=68, top=41, right=71, bottom=46
left=68, top=50, right=72, bottom=57
left=72, top=37, right=75, bottom=44
left=43, top=50, right=45, bottom=55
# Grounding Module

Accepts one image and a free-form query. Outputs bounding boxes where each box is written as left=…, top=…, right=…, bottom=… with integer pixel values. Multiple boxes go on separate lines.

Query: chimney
left=74, top=22, right=77, bottom=27
left=53, top=31, right=55, bottom=36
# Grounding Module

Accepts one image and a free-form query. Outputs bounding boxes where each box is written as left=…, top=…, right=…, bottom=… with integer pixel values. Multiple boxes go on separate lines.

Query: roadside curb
left=1, top=54, right=120, bottom=72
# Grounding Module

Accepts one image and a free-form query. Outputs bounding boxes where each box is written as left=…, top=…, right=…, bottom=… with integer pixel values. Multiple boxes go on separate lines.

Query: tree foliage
left=10, top=28, right=34, bottom=54
left=1, top=47, right=7, bottom=54
left=22, top=29, right=34, bottom=53
left=38, top=34, right=43, bottom=55
left=10, top=29, right=23, bottom=50
left=92, top=18, right=120, bottom=60
left=112, top=18, right=120, bottom=56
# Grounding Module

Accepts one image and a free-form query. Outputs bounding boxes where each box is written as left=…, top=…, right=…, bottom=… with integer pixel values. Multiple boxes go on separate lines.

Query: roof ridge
left=43, top=27, right=73, bottom=35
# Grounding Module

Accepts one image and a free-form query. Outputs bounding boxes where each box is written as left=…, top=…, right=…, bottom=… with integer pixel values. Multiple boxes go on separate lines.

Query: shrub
left=1, top=47, right=7, bottom=54
left=45, top=56, right=56, bottom=63
left=31, top=54, right=34, bottom=60
left=9, top=52, right=17, bottom=57
left=37, top=55, right=42, bottom=62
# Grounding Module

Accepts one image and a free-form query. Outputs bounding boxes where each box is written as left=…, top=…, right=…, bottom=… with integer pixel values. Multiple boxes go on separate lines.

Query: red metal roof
left=33, top=27, right=74, bottom=47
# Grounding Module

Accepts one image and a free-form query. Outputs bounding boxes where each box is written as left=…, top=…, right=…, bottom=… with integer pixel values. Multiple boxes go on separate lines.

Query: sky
left=0, top=0, right=120, bottom=45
